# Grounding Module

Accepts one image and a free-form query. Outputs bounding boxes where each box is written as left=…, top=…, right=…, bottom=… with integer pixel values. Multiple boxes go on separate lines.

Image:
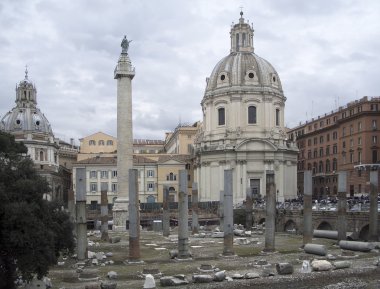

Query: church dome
left=205, top=53, right=283, bottom=95
left=204, top=12, right=284, bottom=99
left=0, top=69, right=54, bottom=137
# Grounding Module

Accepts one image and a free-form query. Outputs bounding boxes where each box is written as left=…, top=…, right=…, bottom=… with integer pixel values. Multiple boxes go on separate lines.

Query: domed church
left=194, top=12, right=298, bottom=204
left=1, top=69, right=65, bottom=201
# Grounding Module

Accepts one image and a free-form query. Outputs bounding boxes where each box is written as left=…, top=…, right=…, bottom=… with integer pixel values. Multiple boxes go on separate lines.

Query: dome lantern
left=15, top=66, right=37, bottom=108
left=230, top=11, right=254, bottom=53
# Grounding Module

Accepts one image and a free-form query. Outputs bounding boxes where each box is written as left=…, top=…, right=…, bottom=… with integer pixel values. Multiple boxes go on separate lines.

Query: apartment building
left=288, top=96, right=380, bottom=198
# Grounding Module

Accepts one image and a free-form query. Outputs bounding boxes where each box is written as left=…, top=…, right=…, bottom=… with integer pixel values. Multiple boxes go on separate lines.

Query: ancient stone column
left=162, top=185, right=170, bottom=237
left=75, top=168, right=87, bottom=260
left=337, top=171, right=347, bottom=242
left=128, top=169, right=141, bottom=261
left=223, top=170, right=234, bottom=256
left=303, top=170, right=313, bottom=245
left=264, top=170, right=276, bottom=252
left=192, top=182, right=199, bottom=235
left=219, top=190, right=224, bottom=231
left=100, top=183, right=109, bottom=241
left=67, top=188, right=76, bottom=237
left=369, top=170, right=379, bottom=241
left=113, top=36, right=135, bottom=231
left=178, top=170, right=190, bottom=259
left=245, top=187, right=253, bottom=230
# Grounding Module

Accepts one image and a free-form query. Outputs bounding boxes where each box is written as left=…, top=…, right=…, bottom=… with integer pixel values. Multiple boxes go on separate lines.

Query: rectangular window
left=358, top=151, right=362, bottom=163
left=372, top=120, right=377, bottom=130
left=326, top=133, right=330, bottom=142
left=275, top=109, right=280, bottom=126
left=373, top=150, right=378, bottom=163
left=350, top=139, right=354, bottom=147
left=319, top=148, right=323, bottom=157
left=333, top=145, right=338, bottom=154
left=218, top=107, right=225, bottom=126
left=314, top=137, right=317, bottom=145
left=333, top=131, right=338, bottom=140
left=342, top=141, right=346, bottom=149
left=112, top=183, right=117, bottom=192
left=90, top=170, right=97, bottom=178
left=90, top=182, right=97, bottom=192
left=342, top=127, right=346, bottom=137
left=187, top=144, right=192, bottom=154
left=314, top=150, right=317, bottom=158
left=89, top=140, right=96, bottom=146
left=308, top=139, right=311, bottom=146
left=350, top=125, right=353, bottom=135
left=248, top=106, right=257, bottom=124
left=358, top=137, right=362, bottom=145
left=350, top=153, right=354, bottom=163
left=308, top=150, right=311, bottom=159
left=112, top=170, right=117, bottom=178
left=147, top=170, right=154, bottom=177
left=358, top=122, right=362, bottom=132
left=100, top=170, right=108, bottom=178
left=147, top=182, right=154, bottom=191
left=326, top=146, right=330, bottom=156
left=320, top=136, right=324, bottom=144
left=373, top=136, right=378, bottom=144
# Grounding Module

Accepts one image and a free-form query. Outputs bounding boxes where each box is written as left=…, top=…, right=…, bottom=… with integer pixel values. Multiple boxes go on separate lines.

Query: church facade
left=194, top=12, right=298, bottom=204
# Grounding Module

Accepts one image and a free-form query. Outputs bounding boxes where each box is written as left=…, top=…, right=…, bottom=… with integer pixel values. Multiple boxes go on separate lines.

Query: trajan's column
left=113, top=36, right=135, bottom=231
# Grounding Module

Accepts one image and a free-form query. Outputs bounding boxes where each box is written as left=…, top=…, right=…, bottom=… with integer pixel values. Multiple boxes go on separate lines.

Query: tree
left=0, top=132, right=74, bottom=289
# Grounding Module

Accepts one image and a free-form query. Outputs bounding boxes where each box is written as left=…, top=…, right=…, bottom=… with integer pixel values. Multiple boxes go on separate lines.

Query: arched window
left=275, top=108, right=280, bottom=126
left=98, top=140, right=105, bottom=145
left=218, top=107, right=225, bottom=126
left=107, top=140, right=113, bottom=145
left=40, top=151, right=44, bottom=161
left=248, top=106, right=257, bottom=124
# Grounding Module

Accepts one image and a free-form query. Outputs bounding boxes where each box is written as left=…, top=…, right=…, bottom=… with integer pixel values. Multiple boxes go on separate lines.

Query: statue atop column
left=121, top=35, right=132, bottom=54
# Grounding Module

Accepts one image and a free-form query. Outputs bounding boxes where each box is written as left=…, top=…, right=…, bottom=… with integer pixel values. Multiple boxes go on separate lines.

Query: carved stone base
left=112, top=197, right=129, bottom=231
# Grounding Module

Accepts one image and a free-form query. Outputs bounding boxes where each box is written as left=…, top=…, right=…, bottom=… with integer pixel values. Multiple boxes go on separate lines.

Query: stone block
left=333, top=261, right=351, bottom=270
left=192, top=274, right=213, bottom=283
left=143, top=274, right=156, bottom=289
left=107, top=271, right=118, bottom=279
left=244, top=272, right=260, bottom=279
left=311, top=260, right=333, bottom=271
left=213, top=270, right=226, bottom=282
left=160, top=276, right=189, bottom=286
left=276, top=263, right=293, bottom=275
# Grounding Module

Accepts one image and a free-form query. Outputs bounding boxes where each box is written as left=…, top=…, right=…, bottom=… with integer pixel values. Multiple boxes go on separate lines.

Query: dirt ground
left=48, top=227, right=380, bottom=289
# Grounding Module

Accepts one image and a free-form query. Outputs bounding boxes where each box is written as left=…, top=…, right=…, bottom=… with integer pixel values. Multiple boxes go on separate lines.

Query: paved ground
left=48, top=227, right=380, bottom=289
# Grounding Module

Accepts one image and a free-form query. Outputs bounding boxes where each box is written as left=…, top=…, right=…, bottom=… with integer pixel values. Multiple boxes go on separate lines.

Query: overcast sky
left=1, top=0, right=379, bottom=144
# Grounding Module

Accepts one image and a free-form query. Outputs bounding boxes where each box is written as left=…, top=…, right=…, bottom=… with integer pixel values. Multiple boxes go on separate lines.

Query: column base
left=112, top=197, right=129, bottom=231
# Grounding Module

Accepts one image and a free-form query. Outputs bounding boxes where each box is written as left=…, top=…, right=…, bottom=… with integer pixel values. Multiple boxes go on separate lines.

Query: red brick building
left=288, top=96, right=380, bottom=199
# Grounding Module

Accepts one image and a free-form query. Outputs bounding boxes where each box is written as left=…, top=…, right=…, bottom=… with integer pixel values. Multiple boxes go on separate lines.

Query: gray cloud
left=1, top=0, right=379, bottom=145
